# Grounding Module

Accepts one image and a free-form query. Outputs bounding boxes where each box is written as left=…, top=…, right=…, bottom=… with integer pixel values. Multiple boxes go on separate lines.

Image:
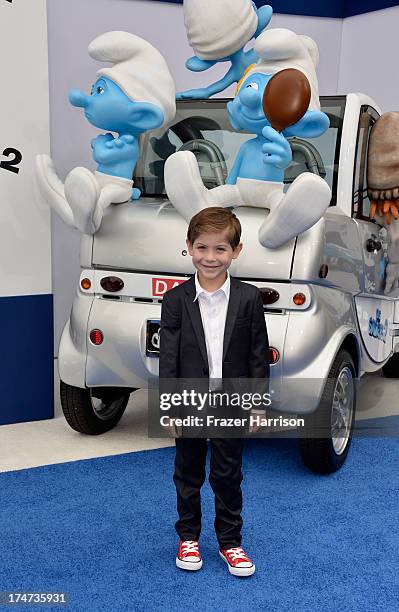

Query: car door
left=353, top=106, right=393, bottom=362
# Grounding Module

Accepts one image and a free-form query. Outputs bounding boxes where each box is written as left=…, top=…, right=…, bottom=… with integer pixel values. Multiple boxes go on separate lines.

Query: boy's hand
left=248, top=409, right=266, bottom=434
left=161, top=421, right=181, bottom=439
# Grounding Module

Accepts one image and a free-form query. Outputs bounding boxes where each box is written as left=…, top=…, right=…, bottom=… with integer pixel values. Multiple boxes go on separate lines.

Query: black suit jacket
left=159, top=275, right=269, bottom=382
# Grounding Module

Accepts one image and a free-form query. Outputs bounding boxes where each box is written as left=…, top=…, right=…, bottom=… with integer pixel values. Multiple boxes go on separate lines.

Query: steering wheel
left=177, top=138, right=228, bottom=187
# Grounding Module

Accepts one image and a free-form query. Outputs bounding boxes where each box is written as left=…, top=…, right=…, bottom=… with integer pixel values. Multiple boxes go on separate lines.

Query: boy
left=159, top=207, right=269, bottom=577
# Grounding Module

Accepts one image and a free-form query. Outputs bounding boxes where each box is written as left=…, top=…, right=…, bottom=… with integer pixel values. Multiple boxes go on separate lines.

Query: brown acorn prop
left=262, top=68, right=311, bottom=133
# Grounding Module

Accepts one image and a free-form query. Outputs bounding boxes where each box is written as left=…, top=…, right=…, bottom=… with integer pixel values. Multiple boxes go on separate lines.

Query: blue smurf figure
left=165, top=28, right=331, bottom=249
left=36, top=31, right=176, bottom=234
left=177, top=0, right=273, bottom=99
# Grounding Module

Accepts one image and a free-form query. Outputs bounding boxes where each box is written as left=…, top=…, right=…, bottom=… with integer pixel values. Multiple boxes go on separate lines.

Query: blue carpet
left=0, top=438, right=398, bottom=612
left=354, top=415, right=399, bottom=436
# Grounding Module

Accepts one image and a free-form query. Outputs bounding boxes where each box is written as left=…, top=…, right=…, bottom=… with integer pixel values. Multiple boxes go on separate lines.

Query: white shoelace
left=181, top=541, right=199, bottom=554
left=224, top=547, right=249, bottom=562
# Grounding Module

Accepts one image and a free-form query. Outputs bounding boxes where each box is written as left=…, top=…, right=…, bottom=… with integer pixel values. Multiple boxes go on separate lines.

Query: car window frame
left=135, top=96, right=346, bottom=204
left=352, top=105, right=380, bottom=221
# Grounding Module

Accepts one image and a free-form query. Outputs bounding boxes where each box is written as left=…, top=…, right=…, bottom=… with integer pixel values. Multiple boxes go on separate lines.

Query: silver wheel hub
left=331, top=366, right=354, bottom=455
left=90, top=391, right=126, bottom=421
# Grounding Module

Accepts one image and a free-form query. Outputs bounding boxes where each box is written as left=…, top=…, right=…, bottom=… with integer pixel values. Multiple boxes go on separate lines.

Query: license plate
left=146, top=320, right=161, bottom=356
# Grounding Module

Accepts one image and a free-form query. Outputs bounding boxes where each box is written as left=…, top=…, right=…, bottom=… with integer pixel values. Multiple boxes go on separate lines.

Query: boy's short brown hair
left=187, top=207, right=241, bottom=249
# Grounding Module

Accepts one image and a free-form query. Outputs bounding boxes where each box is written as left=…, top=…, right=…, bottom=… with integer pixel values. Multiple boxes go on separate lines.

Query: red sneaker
left=219, top=546, right=255, bottom=577
left=176, top=540, right=203, bottom=571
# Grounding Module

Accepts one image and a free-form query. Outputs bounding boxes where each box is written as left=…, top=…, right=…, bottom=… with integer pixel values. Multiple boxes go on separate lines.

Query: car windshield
left=134, top=96, right=346, bottom=206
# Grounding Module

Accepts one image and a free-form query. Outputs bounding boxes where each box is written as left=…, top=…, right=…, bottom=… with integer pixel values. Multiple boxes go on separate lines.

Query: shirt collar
left=194, top=271, right=230, bottom=302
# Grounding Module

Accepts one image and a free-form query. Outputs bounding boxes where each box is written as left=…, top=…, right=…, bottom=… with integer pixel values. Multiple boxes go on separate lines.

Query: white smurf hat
left=183, top=0, right=258, bottom=60
left=89, top=31, right=176, bottom=126
left=246, top=28, right=321, bottom=111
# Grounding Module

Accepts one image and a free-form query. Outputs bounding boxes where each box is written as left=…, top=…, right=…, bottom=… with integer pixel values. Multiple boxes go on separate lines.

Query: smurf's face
left=228, top=71, right=330, bottom=140
left=69, top=78, right=135, bottom=132
left=69, top=77, right=165, bottom=135
left=228, top=72, right=272, bottom=135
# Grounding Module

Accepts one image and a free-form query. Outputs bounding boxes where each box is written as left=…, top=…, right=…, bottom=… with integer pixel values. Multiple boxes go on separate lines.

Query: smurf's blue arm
left=177, top=64, right=239, bottom=100
left=185, top=56, right=217, bottom=72
left=91, top=133, right=140, bottom=179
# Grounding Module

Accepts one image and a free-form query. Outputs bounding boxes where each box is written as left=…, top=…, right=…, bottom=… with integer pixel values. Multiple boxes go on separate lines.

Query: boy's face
left=186, top=231, right=243, bottom=282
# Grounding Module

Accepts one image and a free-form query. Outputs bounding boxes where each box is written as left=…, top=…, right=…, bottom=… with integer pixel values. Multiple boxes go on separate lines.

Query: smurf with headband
left=177, top=0, right=273, bottom=100
left=166, top=28, right=332, bottom=249
left=36, top=31, right=176, bottom=234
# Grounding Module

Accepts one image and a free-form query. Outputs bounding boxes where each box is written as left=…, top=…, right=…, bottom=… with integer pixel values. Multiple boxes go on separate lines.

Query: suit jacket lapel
left=223, top=277, right=241, bottom=361
left=184, top=276, right=209, bottom=368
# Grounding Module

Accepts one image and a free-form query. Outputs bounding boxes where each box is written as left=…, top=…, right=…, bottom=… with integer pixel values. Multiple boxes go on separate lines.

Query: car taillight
left=269, top=347, right=279, bottom=364
left=259, top=287, right=280, bottom=305
left=293, top=292, right=306, bottom=306
left=90, top=329, right=103, bottom=345
left=100, top=276, right=124, bottom=292
left=81, top=278, right=91, bottom=290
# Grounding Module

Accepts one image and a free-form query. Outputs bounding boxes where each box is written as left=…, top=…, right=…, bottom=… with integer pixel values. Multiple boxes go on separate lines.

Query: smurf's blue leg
left=177, top=65, right=238, bottom=100
left=177, top=50, right=258, bottom=100
left=254, top=4, right=273, bottom=37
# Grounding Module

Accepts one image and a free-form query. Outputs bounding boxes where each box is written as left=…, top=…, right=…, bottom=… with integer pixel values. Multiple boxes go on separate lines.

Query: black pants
left=173, top=437, right=244, bottom=549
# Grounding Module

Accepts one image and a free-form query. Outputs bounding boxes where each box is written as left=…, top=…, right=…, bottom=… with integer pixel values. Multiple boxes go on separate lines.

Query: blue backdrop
left=156, top=0, right=399, bottom=19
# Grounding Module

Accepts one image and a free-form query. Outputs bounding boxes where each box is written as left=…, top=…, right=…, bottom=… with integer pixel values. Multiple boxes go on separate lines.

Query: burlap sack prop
left=368, top=112, right=399, bottom=224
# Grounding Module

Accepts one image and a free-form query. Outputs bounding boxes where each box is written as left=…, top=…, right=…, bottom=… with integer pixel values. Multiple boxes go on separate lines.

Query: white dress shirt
left=194, top=271, right=230, bottom=385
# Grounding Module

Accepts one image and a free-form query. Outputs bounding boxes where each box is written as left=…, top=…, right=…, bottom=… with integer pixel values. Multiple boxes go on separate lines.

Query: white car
left=58, top=94, right=399, bottom=473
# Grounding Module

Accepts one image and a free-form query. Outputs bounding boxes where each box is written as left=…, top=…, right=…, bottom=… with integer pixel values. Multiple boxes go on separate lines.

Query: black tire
left=382, top=353, right=399, bottom=378
left=60, top=381, right=132, bottom=435
left=298, top=350, right=356, bottom=474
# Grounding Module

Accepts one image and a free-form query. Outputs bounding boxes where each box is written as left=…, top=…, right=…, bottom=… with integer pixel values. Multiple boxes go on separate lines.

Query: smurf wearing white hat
left=177, top=0, right=273, bottom=99
left=36, top=31, right=176, bottom=234
left=166, top=28, right=331, bottom=249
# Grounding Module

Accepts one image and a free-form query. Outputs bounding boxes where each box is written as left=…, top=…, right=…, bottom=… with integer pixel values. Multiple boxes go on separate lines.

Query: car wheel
left=382, top=353, right=399, bottom=378
left=60, top=381, right=133, bottom=434
left=298, top=350, right=356, bottom=474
